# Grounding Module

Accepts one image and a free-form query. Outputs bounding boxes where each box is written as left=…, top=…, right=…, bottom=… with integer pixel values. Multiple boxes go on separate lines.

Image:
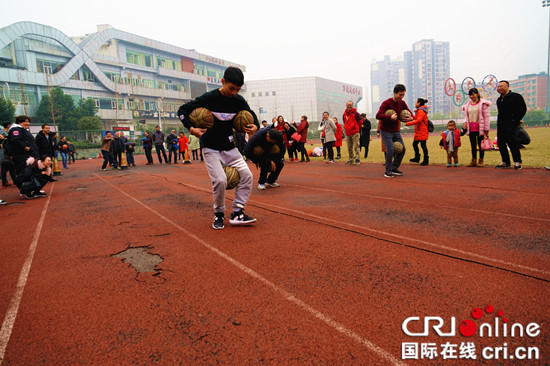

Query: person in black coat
left=7, top=115, right=39, bottom=176
left=360, top=113, right=372, bottom=159
left=495, top=80, right=527, bottom=170
left=35, top=124, right=54, bottom=159
left=244, top=128, right=286, bottom=190
left=112, top=132, right=125, bottom=166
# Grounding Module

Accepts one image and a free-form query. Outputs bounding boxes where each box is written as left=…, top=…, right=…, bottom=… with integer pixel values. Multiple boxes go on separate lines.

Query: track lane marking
left=95, top=174, right=405, bottom=365
left=0, top=185, right=54, bottom=364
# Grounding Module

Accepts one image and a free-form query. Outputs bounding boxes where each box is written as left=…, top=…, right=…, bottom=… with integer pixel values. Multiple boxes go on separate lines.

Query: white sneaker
left=265, top=182, right=279, bottom=188
left=257, top=184, right=266, bottom=190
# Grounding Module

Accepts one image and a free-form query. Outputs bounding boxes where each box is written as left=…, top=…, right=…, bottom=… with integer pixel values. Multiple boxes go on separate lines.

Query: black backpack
left=427, top=119, right=434, bottom=133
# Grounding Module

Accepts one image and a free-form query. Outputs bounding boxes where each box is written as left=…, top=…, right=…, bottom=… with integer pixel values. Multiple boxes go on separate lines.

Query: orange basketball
left=189, top=108, right=214, bottom=129
left=63, top=144, right=68, bottom=149
left=233, top=110, right=254, bottom=133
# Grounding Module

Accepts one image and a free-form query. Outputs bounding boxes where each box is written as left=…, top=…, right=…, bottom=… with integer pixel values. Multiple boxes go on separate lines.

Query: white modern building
left=243, top=77, right=363, bottom=123
left=0, top=21, right=244, bottom=130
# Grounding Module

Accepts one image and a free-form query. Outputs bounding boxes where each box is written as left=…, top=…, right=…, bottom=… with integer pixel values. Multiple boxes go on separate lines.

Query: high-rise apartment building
left=370, top=56, right=406, bottom=116
left=370, top=39, right=450, bottom=117
left=509, top=73, right=548, bottom=110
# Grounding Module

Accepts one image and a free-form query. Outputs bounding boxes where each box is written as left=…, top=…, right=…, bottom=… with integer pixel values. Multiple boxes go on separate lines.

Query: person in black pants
left=296, top=115, right=310, bottom=162
left=360, top=113, right=371, bottom=159
left=1, top=122, right=16, bottom=187
left=244, top=128, right=285, bottom=190
left=112, top=132, right=125, bottom=166
left=166, top=129, right=179, bottom=164
left=142, top=131, right=154, bottom=164
left=495, top=81, right=527, bottom=170
left=152, top=126, right=168, bottom=164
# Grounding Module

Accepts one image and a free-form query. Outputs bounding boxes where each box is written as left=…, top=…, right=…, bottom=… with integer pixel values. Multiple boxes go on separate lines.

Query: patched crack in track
left=112, top=246, right=164, bottom=275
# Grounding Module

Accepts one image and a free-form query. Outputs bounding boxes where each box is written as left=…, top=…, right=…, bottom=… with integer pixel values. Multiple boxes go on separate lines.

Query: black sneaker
left=24, top=192, right=37, bottom=200
left=514, top=163, right=522, bottom=170
left=229, top=210, right=257, bottom=225
left=495, top=163, right=510, bottom=169
left=384, top=172, right=394, bottom=178
left=212, top=212, right=225, bottom=230
left=35, top=191, right=48, bottom=197
left=392, top=169, right=404, bottom=176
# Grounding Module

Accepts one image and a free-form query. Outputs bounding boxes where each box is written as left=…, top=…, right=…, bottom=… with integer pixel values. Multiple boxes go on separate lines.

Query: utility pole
left=46, top=72, right=58, bottom=131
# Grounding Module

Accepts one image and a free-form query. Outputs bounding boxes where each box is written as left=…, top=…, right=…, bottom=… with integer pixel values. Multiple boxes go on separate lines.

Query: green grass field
left=306, top=127, right=550, bottom=168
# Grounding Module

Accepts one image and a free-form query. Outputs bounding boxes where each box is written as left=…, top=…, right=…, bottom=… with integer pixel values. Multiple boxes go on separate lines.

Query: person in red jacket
left=178, top=132, right=189, bottom=164
left=343, top=101, right=362, bottom=165
left=441, top=120, right=467, bottom=167
left=334, top=117, right=343, bottom=159
left=375, top=84, right=413, bottom=178
left=406, top=98, right=430, bottom=165
left=296, top=115, right=310, bottom=162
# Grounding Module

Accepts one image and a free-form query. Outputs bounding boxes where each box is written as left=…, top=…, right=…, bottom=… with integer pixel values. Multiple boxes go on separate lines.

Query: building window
left=272, top=91, right=276, bottom=96
left=111, top=100, right=118, bottom=109
left=259, top=92, right=262, bottom=97
left=251, top=93, right=255, bottom=97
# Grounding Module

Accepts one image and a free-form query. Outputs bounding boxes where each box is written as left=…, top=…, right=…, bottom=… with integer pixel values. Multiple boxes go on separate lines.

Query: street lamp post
left=544, top=0, right=550, bottom=120
left=156, top=98, right=163, bottom=131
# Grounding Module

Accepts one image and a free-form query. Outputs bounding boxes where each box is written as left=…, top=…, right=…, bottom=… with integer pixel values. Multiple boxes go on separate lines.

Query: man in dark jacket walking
left=495, top=80, right=527, bottom=170
left=153, top=126, right=168, bottom=164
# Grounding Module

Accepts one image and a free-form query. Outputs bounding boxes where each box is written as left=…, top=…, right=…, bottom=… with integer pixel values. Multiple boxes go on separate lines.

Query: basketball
left=399, top=110, right=412, bottom=121
left=233, top=110, right=254, bottom=132
left=63, top=144, right=68, bottom=149
left=269, top=145, right=280, bottom=155
left=189, top=108, right=214, bottom=129
left=393, top=141, right=404, bottom=155
left=385, top=109, right=396, bottom=116
left=224, top=166, right=240, bottom=190
left=253, top=146, right=264, bottom=156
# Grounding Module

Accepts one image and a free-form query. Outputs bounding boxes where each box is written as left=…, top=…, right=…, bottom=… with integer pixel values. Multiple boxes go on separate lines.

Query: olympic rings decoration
left=444, top=78, right=456, bottom=97
left=482, top=74, right=498, bottom=91
left=461, top=77, right=476, bottom=94
left=453, top=90, right=466, bottom=107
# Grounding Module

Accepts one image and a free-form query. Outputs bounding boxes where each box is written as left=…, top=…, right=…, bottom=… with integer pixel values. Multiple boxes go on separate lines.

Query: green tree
left=35, top=87, right=77, bottom=130
left=432, top=112, right=446, bottom=120
left=74, top=98, right=98, bottom=120
left=77, top=116, right=102, bottom=130
left=0, top=96, right=16, bottom=123
left=523, top=109, right=545, bottom=123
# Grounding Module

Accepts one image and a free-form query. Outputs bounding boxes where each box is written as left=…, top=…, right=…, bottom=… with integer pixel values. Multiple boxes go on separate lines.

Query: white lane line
left=95, top=174, right=405, bottom=365
left=0, top=187, right=53, bottom=364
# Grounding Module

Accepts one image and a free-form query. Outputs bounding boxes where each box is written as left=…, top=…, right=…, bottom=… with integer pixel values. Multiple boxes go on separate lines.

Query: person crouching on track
left=244, top=128, right=286, bottom=190
left=18, top=155, right=53, bottom=199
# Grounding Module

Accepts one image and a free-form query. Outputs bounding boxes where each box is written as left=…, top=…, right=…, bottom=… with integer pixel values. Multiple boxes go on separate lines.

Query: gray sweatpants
left=203, top=147, right=253, bottom=214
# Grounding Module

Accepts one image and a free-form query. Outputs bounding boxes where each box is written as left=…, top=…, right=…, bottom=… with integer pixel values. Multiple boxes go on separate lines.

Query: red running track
left=0, top=156, right=548, bottom=365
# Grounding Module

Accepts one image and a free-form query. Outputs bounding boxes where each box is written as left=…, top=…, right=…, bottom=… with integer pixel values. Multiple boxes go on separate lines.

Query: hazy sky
left=1, top=0, right=548, bottom=98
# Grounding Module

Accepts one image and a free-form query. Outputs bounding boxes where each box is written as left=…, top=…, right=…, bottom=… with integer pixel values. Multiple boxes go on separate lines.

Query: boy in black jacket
left=178, top=67, right=259, bottom=230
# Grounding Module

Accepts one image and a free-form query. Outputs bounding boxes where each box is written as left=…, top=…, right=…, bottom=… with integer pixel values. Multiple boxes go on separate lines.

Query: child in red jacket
left=440, top=120, right=466, bottom=167
left=178, top=132, right=189, bottom=163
